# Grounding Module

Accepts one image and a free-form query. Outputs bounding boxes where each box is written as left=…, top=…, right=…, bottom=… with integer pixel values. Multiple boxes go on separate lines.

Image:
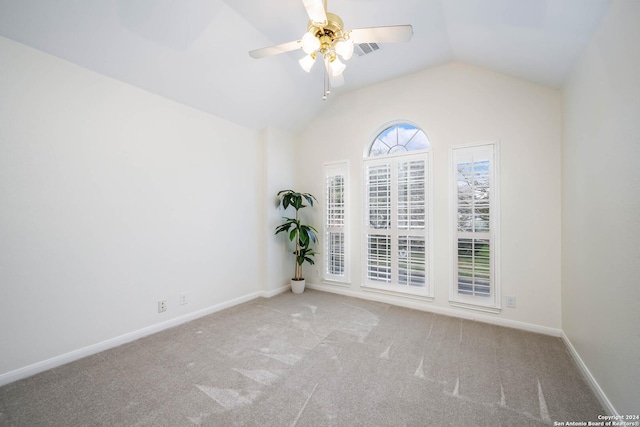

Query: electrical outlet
left=179, top=293, right=188, bottom=305
left=506, top=296, right=516, bottom=308
left=158, top=300, right=167, bottom=313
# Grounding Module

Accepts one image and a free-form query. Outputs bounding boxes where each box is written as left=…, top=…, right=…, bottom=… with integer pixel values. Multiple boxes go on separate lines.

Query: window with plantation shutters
left=324, top=162, right=349, bottom=283
left=364, top=123, right=432, bottom=298
left=450, top=142, right=500, bottom=311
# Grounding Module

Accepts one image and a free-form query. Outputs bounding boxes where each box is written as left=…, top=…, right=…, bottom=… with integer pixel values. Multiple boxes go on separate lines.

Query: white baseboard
left=260, top=284, right=290, bottom=298
left=561, top=332, right=618, bottom=415
left=0, top=290, right=278, bottom=387
left=307, top=282, right=562, bottom=337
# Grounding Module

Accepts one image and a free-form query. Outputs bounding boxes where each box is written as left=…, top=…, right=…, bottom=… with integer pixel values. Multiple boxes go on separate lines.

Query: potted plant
left=275, top=190, right=318, bottom=293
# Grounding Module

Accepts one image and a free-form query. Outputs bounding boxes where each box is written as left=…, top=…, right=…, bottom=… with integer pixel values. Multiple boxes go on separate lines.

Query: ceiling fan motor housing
left=307, top=12, right=346, bottom=61
left=308, top=12, right=344, bottom=40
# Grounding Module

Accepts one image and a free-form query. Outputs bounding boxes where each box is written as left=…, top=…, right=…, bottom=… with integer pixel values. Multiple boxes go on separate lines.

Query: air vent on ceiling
left=354, top=42, right=380, bottom=56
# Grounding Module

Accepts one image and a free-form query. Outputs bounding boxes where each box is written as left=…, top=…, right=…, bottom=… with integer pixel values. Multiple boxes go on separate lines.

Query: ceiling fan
left=248, top=0, right=413, bottom=100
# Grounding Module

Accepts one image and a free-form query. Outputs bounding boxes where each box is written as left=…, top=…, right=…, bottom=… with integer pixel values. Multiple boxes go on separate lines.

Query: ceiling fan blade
left=249, top=40, right=301, bottom=59
left=302, top=0, right=327, bottom=25
left=349, top=25, right=413, bottom=44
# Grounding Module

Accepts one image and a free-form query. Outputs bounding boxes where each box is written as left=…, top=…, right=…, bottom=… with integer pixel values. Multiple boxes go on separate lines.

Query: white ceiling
left=0, top=0, right=611, bottom=132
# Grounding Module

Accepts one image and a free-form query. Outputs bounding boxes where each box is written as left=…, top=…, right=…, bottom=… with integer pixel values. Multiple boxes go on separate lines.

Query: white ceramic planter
left=291, top=279, right=306, bottom=294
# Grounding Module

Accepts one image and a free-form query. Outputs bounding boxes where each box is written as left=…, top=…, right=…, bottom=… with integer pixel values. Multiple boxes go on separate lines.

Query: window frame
left=323, top=161, right=350, bottom=285
left=362, top=122, right=434, bottom=300
left=449, top=141, right=501, bottom=312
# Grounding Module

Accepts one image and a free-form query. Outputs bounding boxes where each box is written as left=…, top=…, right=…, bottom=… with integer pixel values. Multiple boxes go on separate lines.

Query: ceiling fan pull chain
left=322, top=58, right=328, bottom=100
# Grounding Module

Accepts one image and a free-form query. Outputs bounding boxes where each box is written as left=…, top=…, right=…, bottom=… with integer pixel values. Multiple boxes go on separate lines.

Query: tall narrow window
left=364, top=123, right=432, bottom=298
left=324, top=162, right=349, bottom=283
left=450, top=142, right=500, bottom=311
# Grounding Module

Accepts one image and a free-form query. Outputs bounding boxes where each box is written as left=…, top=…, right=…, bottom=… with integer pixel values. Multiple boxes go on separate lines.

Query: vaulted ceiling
left=0, top=0, right=611, bottom=131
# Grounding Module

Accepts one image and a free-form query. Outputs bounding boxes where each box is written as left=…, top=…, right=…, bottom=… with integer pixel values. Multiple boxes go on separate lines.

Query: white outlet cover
left=158, top=300, right=167, bottom=312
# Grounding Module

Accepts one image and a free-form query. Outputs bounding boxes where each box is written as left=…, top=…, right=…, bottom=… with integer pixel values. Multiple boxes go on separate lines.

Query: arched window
left=368, top=123, right=429, bottom=157
left=363, top=122, right=433, bottom=298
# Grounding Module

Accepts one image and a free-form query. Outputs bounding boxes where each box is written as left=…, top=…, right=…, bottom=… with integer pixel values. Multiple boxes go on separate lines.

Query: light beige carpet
left=0, top=290, right=603, bottom=426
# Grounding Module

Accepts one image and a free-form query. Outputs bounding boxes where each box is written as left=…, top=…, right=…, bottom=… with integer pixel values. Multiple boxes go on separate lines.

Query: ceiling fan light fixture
left=335, top=39, right=354, bottom=60
left=329, top=57, right=346, bottom=77
left=301, top=31, right=320, bottom=54
left=299, top=53, right=316, bottom=72
left=248, top=0, right=413, bottom=100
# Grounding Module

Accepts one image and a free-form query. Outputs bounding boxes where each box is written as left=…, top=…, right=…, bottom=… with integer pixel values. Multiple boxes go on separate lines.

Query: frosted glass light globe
left=301, top=32, right=320, bottom=54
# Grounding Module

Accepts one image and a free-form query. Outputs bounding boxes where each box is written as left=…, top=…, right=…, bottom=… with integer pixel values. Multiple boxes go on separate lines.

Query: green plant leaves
left=296, top=246, right=316, bottom=266
left=275, top=189, right=318, bottom=280
left=277, top=190, right=317, bottom=212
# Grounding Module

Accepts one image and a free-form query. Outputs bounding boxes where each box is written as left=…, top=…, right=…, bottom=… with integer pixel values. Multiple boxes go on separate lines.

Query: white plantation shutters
left=397, top=159, right=427, bottom=287
left=364, top=152, right=431, bottom=295
left=324, top=162, right=348, bottom=282
left=398, top=160, right=426, bottom=229
left=367, top=234, right=391, bottom=282
left=450, top=143, right=500, bottom=310
left=365, top=162, right=392, bottom=283
left=367, top=164, right=392, bottom=230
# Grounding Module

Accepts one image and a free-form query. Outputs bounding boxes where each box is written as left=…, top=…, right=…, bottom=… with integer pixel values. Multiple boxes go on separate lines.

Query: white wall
left=296, top=61, right=563, bottom=331
left=260, top=127, right=297, bottom=293
left=562, top=0, right=640, bottom=414
left=0, top=37, right=263, bottom=379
